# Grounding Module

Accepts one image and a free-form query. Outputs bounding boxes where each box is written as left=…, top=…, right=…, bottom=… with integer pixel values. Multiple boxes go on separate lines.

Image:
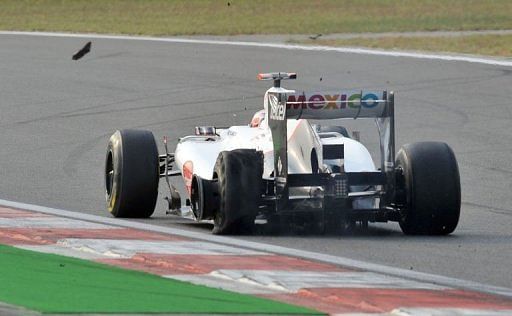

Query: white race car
left=105, top=72, right=461, bottom=235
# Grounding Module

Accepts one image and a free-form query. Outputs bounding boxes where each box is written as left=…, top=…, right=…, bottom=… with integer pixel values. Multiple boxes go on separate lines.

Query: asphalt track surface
left=0, top=33, right=511, bottom=289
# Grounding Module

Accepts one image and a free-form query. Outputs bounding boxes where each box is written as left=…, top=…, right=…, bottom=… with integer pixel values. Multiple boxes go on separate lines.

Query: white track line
left=18, top=244, right=108, bottom=260
left=1, top=31, right=511, bottom=67
left=1, top=198, right=511, bottom=299
left=56, top=238, right=266, bottom=257
left=167, top=274, right=286, bottom=295
left=186, top=270, right=448, bottom=292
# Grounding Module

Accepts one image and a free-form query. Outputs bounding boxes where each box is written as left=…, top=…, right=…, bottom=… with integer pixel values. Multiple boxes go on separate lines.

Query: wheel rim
left=105, top=150, right=114, bottom=199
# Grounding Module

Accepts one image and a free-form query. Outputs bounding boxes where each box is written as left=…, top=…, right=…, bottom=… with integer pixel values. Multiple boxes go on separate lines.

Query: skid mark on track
left=403, top=95, right=470, bottom=125
left=60, top=94, right=260, bottom=118
left=133, top=106, right=262, bottom=130
left=462, top=202, right=512, bottom=216
left=3, top=80, right=246, bottom=128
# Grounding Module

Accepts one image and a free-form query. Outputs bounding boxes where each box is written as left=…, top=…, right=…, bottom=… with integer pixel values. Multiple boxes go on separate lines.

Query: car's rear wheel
left=212, top=149, right=263, bottom=235
left=105, top=129, right=159, bottom=218
left=396, top=142, right=460, bottom=235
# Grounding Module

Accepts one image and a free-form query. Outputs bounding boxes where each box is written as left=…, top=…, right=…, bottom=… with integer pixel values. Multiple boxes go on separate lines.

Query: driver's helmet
left=250, top=109, right=265, bottom=127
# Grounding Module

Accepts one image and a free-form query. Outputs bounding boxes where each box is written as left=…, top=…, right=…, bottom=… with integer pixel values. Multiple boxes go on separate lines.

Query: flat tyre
left=212, top=149, right=263, bottom=235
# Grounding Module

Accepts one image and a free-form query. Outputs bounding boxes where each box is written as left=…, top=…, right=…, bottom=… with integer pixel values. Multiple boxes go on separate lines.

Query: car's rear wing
left=286, top=91, right=388, bottom=119
left=260, top=73, right=395, bottom=211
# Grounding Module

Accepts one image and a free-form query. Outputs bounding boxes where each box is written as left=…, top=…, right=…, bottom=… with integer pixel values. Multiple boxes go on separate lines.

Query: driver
left=249, top=109, right=265, bottom=128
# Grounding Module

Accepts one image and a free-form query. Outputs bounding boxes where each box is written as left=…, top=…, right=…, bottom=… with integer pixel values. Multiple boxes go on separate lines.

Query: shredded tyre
left=212, top=149, right=263, bottom=235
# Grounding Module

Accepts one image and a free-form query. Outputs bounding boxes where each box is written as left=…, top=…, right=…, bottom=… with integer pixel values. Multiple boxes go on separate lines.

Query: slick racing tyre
left=105, top=129, right=159, bottom=218
left=396, top=142, right=460, bottom=235
left=212, top=149, right=263, bottom=235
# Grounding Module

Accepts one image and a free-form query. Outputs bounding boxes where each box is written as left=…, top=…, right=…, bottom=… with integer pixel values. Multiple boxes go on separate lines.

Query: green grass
left=296, top=34, right=512, bottom=57
left=0, top=0, right=511, bottom=36
left=0, top=1, right=510, bottom=57
left=0, top=244, right=319, bottom=314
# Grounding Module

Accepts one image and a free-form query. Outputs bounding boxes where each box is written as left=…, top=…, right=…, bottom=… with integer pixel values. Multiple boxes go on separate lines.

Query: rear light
left=334, top=175, right=348, bottom=198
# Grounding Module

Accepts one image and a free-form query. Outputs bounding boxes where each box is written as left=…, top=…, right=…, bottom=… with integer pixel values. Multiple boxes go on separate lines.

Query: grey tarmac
left=0, top=33, right=511, bottom=289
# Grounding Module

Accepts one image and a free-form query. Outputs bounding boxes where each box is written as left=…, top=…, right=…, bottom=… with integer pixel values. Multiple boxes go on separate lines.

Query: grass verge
left=294, top=34, right=512, bottom=57
left=0, top=0, right=511, bottom=36
left=0, top=244, right=319, bottom=314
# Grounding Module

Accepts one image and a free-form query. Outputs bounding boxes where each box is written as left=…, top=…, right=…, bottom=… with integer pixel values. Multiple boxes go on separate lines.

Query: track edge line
left=0, top=30, right=511, bottom=67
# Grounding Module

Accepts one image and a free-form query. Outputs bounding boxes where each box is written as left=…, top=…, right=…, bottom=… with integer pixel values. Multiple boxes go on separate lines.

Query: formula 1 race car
left=105, top=72, right=461, bottom=235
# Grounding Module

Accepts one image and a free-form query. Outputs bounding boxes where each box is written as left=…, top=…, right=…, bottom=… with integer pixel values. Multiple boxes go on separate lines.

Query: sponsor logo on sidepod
left=287, top=92, right=379, bottom=110
left=269, top=94, right=285, bottom=120
left=182, top=161, right=193, bottom=195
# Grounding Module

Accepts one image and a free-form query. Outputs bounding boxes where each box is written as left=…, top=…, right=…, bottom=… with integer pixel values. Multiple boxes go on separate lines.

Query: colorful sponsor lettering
left=287, top=92, right=379, bottom=110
